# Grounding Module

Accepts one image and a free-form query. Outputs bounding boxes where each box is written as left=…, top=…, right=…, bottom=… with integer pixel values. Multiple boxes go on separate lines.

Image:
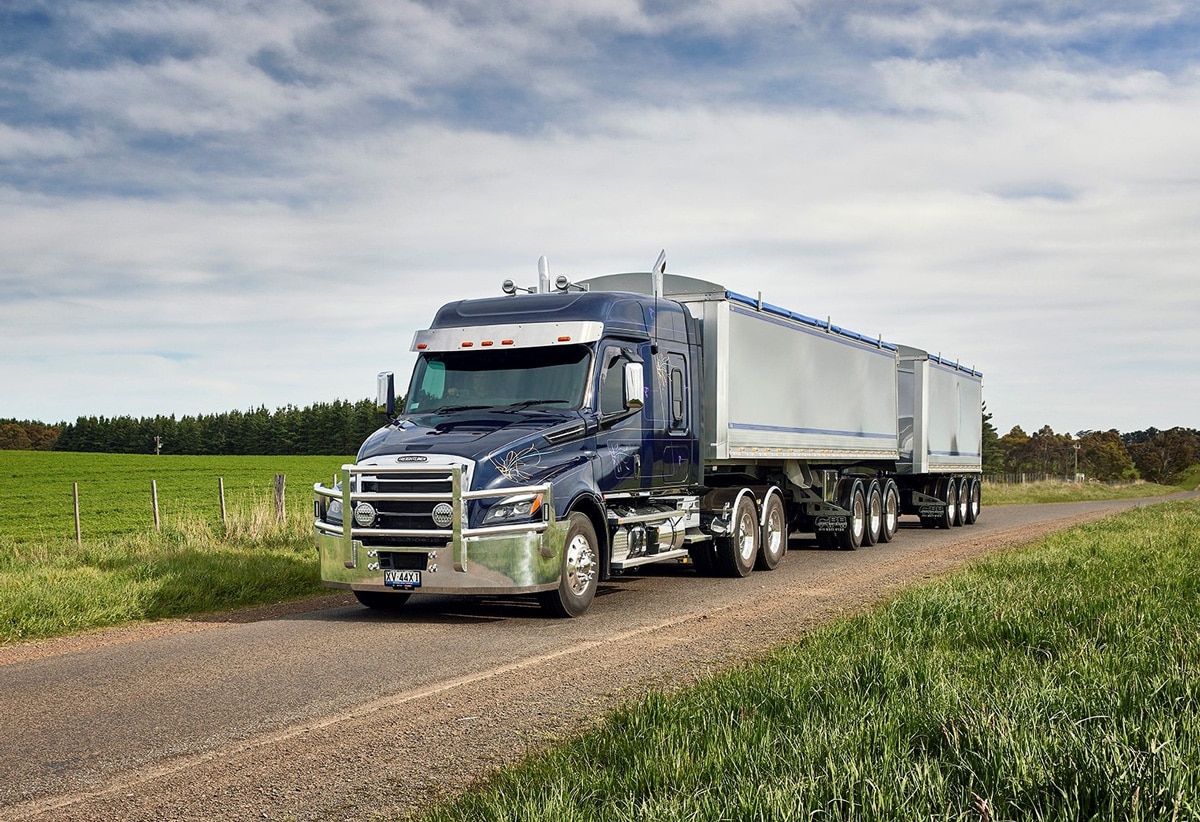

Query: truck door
left=647, top=348, right=697, bottom=488
left=594, top=342, right=646, bottom=494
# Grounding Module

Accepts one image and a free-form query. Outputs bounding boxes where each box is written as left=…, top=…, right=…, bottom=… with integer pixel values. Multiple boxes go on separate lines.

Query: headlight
left=325, top=497, right=343, bottom=525
left=483, top=493, right=544, bottom=525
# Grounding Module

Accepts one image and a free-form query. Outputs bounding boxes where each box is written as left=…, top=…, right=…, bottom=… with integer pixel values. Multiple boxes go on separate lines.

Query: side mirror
left=623, top=363, right=644, bottom=410
left=377, top=371, right=395, bottom=416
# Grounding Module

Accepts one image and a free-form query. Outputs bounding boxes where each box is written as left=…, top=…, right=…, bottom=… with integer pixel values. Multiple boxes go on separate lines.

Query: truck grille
left=349, top=465, right=469, bottom=546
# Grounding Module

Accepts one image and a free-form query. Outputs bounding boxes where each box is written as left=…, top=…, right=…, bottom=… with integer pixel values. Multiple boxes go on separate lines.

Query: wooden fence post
left=219, top=477, right=227, bottom=527
left=151, top=479, right=161, bottom=531
left=73, top=482, right=82, bottom=547
left=274, top=474, right=286, bottom=523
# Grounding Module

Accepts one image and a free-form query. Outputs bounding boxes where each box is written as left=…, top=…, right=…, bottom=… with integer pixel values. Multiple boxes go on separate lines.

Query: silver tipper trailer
left=316, top=257, right=984, bottom=618
left=583, top=271, right=984, bottom=546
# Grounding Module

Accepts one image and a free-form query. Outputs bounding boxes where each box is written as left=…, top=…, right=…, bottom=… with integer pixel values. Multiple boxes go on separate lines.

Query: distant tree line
left=4, top=404, right=1198, bottom=484
left=39, top=399, right=393, bottom=456
left=992, top=423, right=1200, bottom=485
left=0, top=419, right=63, bottom=451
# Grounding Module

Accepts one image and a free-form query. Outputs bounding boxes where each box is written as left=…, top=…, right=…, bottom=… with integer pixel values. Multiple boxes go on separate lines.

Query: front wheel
left=539, top=513, right=599, bottom=618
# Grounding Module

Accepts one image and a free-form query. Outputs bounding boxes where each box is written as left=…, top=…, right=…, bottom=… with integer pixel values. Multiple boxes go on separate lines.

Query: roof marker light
left=461, top=341, right=474, bottom=348
left=557, top=336, right=571, bottom=342
left=481, top=340, right=494, bottom=346
left=501, top=339, right=515, bottom=345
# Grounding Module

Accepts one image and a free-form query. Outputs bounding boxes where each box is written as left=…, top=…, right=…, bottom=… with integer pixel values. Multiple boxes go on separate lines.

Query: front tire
left=539, top=513, right=599, bottom=618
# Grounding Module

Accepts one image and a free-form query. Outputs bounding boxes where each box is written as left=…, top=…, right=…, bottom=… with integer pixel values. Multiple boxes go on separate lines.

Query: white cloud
left=1, top=1, right=1198, bottom=435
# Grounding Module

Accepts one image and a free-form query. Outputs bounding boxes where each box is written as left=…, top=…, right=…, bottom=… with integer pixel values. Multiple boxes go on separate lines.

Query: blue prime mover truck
left=314, top=256, right=983, bottom=617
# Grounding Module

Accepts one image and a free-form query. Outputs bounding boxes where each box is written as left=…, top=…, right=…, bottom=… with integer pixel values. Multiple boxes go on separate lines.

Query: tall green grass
left=983, top=478, right=1181, bottom=505
left=418, top=501, right=1200, bottom=822
left=0, top=452, right=351, bottom=644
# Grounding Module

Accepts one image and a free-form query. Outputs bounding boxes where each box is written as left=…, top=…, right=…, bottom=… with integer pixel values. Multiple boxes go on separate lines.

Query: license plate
left=384, top=569, right=421, bottom=589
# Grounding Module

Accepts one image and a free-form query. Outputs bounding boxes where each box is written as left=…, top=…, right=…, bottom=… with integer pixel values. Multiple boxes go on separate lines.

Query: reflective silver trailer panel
left=686, top=295, right=900, bottom=463
left=897, top=346, right=983, bottom=474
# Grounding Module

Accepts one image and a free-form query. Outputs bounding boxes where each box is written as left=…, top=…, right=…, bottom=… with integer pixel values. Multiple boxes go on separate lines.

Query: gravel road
left=0, top=496, right=1181, bottom=822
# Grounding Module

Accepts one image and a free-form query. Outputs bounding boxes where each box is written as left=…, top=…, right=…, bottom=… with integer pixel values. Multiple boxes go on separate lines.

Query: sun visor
left=411, top=321, right=605, bottom=352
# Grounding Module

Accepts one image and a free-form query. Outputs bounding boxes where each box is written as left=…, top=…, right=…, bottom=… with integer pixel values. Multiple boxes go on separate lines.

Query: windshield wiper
left=430, top=404, right=493, bottom=414
left=504, top=399, right=573, bottom=410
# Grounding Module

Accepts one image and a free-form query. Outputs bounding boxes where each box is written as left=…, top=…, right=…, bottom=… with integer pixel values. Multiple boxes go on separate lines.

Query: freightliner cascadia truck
left=314, top=255, right=983, bottom=617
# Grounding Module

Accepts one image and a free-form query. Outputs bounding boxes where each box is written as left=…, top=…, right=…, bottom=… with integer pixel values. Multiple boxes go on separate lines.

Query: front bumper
left=313, top=463, right=567, bottom=595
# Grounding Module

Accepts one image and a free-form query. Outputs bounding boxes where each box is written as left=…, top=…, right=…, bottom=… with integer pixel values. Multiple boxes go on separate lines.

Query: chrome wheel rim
left=564, top=534, right=596, bottom=597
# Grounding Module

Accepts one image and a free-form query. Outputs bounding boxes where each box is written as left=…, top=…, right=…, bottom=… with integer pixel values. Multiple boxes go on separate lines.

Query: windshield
left=404, top=345, right=592, bottom=414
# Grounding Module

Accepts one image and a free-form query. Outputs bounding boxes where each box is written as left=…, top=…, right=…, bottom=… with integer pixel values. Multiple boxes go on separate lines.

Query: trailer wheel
left=715, top=493, right=758, bottom=577
left=862, top=480, right=883, bottom=546
left=936, top=477, right=957, bottom=530
left=836, top=479, right=866, bottom=550
left=755, top=493, right=787, bottom=571
left=965, top=478, right=981, bottom=524
left=955, top=477, right=970, bottom=526
left=354, top=590, right=411, bottom=611
left=539, top=513, right=599, bottom=618
left=879, top=480, right=900, bottom=543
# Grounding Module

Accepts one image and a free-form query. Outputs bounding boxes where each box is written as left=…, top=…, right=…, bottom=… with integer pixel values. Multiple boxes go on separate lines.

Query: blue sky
left=2, top=0, right=1198, bottom=437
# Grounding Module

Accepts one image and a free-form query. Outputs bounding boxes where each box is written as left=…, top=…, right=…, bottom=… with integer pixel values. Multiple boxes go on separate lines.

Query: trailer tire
left=879, top=480, right=900, bottom=543
left=863, top=480, right=883, bottom=546
left=354, top=590, right=411, bottom=611
left=955, top=477, right=970, bottom=526
left=836, top=479, right=866, bottom=550
left=715, top=493, right=758, bottom=577
left=936, top=477, right=957, bottom=530
left=755, top=493, right=786, bottom=571
left=539, top=513, right=599, bottom=618
left=965, top=478, right=981, bottom=524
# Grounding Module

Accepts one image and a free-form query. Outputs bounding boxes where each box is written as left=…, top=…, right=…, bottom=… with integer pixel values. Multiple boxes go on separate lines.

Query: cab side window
left=599, top=346, right=626, bottom=415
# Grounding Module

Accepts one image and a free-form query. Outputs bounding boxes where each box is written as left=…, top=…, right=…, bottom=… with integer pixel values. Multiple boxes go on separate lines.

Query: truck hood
left=356, top=409, right=587, bottom=470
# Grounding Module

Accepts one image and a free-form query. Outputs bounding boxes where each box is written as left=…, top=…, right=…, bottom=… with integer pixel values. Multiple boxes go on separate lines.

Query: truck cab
left=314, top=273, right=703, bottom=617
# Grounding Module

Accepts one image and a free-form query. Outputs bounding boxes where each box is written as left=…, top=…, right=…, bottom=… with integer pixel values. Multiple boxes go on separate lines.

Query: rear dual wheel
left=836, top=479, right=867, bottom=551
left=755, top=493, right=787, bottom=571
left=879, top=480, right=900, bottom=543
left=716, top=494, right=759, bottom=577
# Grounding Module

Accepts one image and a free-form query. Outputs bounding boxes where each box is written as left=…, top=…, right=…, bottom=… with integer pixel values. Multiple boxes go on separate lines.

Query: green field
left=417, top=500, right=1200, bottom=821
left=0, top=451, right=350, bottom=543
left=0, top=452, right=351, bottom=644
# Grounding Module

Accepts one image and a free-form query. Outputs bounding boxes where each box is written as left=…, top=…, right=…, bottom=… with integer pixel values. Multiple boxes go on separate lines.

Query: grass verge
left=983, top=479, right=1181, bottom=505
left=0, top=493, right=322, bottom=644
left=417, top=500, right=1200, bottom=822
